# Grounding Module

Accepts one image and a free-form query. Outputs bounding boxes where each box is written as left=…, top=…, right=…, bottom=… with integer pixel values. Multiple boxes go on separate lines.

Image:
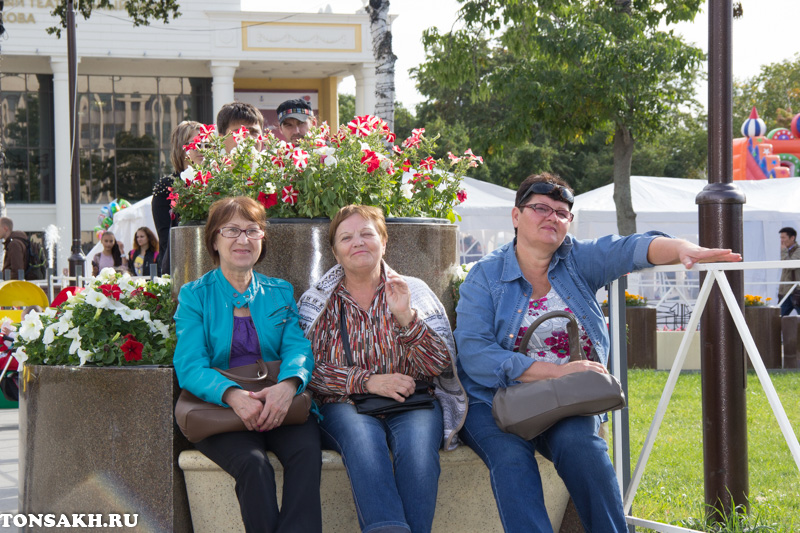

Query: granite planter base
left=19, top=365, right=192, bottom=533
left=782, top=316, right=800, bottom=368
left=171, top=218, right=458, bottom=323
left=744, top=306, right=782, bottom=369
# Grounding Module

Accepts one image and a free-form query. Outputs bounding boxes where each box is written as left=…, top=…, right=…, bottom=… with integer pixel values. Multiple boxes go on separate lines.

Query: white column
left=355, top=63, right=377, bottom=117
left=50, top=56, right=74, bottom=275
left=210, top=61, right=240, bottom=122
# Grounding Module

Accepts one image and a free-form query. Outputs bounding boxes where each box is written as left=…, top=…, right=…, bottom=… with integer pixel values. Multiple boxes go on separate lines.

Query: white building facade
left=1, top=0, right=380, bottom=270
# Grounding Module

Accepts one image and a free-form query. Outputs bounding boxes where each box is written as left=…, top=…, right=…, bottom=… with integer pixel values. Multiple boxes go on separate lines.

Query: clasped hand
left=224, top=380, right=297, bottom=432
left=365, top=373, right=416, bottom=402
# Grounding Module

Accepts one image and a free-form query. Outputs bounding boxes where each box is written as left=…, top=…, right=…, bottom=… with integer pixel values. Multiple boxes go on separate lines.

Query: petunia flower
left=282, top=186, right=298, bottom=205
left=258, top=191, right=278, bottom=209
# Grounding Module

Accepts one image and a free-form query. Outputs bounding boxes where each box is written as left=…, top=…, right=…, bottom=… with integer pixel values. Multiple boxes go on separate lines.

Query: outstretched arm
left=647, top=237, right=742, bottom=269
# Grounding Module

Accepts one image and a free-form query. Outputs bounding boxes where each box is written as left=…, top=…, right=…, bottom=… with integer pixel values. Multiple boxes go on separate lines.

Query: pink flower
left=291, top=148, right=309, bottom=170
left=412, top=128, right=425, bottom=137
left=361, top=150, right=381, bottom=173
left=384, top=129, right=396, bottom=143
left=393, top=145, right=404, bottom=155
left=447, top=152, right=461, bottom=164
left=282, top=186, right=298, bottom=205
left=457, top=190, right=467, bottom=203
left=271, top=155, right=285, bottom=168
left=347, top=116, right=371, bottom=137
left=195, top=171, right=212, bottom=185
left=258, top=191, right=278, bottom=209
left=197, top=124, right=216, bottom=140
left=402, top=136, right=422, bottom=149
left=419, top=156, right=436, bottom=171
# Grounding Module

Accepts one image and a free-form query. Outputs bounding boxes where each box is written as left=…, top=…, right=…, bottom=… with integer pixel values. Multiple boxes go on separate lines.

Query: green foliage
left=171, top=118, right=481, bottom=222
left=16, top=271, right=177, bottom=366
left=48, top=0, right=181, bottom=38
left=625, top=370, right=800, bottom=532
left=733, top=53, right=800, bottom=133
left=338, top=93, right=356, bottom=125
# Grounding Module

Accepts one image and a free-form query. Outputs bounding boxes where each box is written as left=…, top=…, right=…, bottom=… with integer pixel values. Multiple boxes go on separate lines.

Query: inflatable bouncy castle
left=733, top=107, right=800, bottom=180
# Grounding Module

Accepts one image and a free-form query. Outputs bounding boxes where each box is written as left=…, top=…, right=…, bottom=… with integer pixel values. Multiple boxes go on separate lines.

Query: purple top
left=229, top=316, right=261, bottom=368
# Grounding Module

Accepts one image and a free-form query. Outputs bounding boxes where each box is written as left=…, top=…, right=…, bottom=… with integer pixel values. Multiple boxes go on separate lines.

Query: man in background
left=778, top=226, right=800, bottom=316
left=0, top=217, right=28, bottom=280
left=276, top=98, right=316, bottom=143
left=216, top=102, right=264, bottom=153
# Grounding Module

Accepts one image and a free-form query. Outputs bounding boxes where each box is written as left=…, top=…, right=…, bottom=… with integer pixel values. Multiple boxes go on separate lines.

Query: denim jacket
left=454, top=232, right=665, bottom=405
left=174, top=268, right=314, bottom=406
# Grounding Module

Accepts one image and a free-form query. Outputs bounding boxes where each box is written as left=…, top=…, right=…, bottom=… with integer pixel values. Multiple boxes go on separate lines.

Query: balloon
left=97, top=214, right=106, bottom=224
left=119, top=199, right=131, bottom=209
left=95, top=230, right=104, bottom=241
left=109, top=201, right=120, bottom=214
left=102, top=216, right=114, bottom=229
left=100, top=206, right=110, bottom=216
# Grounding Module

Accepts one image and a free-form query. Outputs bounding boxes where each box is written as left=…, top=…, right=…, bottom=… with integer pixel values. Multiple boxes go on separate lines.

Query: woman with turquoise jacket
left=174, top=196, right=321, bottom=533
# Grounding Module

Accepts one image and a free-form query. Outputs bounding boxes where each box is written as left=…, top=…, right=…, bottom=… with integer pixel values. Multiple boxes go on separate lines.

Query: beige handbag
left=492, top=310, right=626, bottom=440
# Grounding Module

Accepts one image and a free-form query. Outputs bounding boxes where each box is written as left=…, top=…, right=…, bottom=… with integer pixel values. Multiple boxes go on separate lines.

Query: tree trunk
left=366, top=0, right=396, bottom=130
left=612, top=123, right=637, bottom=235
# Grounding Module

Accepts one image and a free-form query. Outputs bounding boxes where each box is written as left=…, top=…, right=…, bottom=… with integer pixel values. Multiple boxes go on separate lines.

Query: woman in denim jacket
left=454, top=173, right=741, bottom=533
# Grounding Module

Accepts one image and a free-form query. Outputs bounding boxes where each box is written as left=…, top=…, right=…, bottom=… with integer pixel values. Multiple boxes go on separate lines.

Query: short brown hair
left=170, top=120, right=201, bottom=173
left=329, top=205, right=388, bottom=248
left=216, top=102, right=264, bottom=136
left=515, top=172, right=574, bottom=207
left=205, top=197, right=268, bottom=265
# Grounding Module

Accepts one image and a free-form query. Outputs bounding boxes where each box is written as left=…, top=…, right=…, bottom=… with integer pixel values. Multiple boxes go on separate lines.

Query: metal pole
left=696, top=0, right=748, bottom=521
left=66, top=0, right=85, bottom=276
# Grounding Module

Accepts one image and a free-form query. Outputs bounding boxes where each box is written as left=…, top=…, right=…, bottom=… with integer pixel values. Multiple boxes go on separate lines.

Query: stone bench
left=179, top=445, right=570, bottom=532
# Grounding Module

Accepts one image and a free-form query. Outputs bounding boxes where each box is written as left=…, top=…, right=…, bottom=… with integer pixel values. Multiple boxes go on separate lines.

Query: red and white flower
left=291, top=148, right=309, bottom=170
left=282, top=185, right=298, bottom=205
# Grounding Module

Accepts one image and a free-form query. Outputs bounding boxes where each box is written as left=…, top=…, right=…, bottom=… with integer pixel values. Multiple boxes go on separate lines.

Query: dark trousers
left=194, top=417, right=323, bottom=533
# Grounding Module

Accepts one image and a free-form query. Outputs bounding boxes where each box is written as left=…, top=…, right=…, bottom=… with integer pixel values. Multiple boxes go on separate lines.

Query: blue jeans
left=460, top=402, right=627, bottom=533
left=319, top=400, right=443, bottom=533
left=780, top=294, right=800, bottom=316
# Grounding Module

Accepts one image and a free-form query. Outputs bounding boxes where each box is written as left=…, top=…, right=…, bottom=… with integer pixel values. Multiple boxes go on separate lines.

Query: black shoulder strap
left=338, top=300, right=354, bottom=366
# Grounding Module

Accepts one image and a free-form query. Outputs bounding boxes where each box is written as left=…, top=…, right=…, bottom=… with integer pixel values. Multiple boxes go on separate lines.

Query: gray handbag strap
left=518, top=310, right=584, bottom=361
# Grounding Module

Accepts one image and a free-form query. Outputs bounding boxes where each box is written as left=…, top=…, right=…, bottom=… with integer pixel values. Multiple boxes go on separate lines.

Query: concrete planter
left=19, top=365, right=192, bottom=532
left=656, top=331, right=701, bottom=370
left=171, top=218, right=459, bottom=322
left=744, top=306, right=782, bottom=369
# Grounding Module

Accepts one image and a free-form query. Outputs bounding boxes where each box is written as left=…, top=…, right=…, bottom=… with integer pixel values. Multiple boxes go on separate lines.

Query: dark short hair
left=780, top=227, right=797, bottom=239
left=205, top=197, right=268, bottom=266
left=329, top=205, right=388, bottom=248
left=515, top=173, right=575, bottom=207
left=216, top=102, right=264, bottom=135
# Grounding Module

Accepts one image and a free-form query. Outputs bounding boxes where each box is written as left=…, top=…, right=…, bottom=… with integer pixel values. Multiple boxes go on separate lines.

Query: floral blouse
left=513, top=289, right=594, bottom=363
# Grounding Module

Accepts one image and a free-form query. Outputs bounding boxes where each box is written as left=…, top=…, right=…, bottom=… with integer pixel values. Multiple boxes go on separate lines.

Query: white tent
left=571, top=176, right=800, bottom=300
left=455, top=177, right=517, bottom=263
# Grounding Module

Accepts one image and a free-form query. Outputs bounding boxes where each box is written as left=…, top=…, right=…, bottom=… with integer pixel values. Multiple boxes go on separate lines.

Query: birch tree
left=365, top=0, right=397, bottom=130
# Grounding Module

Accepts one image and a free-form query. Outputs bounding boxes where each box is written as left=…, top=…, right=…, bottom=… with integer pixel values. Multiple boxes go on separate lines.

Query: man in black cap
left=276, top=98, right=316, bottom=143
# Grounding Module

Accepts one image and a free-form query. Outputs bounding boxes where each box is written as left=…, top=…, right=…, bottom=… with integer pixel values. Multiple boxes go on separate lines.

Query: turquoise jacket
left=174, top=268, right=314, bottom=406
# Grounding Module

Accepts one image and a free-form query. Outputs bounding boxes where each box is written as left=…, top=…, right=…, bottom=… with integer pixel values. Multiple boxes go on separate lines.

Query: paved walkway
left=0, top=408, right=19, bottom=531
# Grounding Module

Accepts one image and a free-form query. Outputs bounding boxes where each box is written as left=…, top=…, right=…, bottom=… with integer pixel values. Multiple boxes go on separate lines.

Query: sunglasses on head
left=519, top=182, right=574, bottom=206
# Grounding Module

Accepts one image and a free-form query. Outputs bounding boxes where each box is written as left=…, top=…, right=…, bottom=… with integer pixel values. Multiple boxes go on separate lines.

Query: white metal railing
left=609, top=259, right=800, bottom=533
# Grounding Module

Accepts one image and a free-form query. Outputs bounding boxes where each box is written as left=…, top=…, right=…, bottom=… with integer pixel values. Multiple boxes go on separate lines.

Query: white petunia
left=12, top=346, right=27, bottom=365
left=151, top=320, right=170, bottom=338
left=42, top=307, right=57, bottom=319
left=180, top=165, right=195, bottom=183
left=18, top=312, right=44, bottom=342
left=314, top=146, right=336, bottom=157
left=152, top=275, right=170, bottom=286
left=264, top=182, right=276, bottom=195
left=83, top=289, right=110, bottom=309
left=116, top=306, right=143, bottom=322
left=97, top=267, right=117, bottom=283
left=323, top=155, right=338, bottom=168
left=77, top=348, right=93, bottom=366
left=400, top=182, right=414, bottom=200
left=42, top=324, right=58, bottom=345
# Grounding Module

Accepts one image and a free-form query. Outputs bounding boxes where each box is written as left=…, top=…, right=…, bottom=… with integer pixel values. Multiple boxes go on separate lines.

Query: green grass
left=622, top=370, right=800, bottom=532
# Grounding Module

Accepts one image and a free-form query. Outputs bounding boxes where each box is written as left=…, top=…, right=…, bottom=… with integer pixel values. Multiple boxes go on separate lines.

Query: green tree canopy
left=418, top=0, right=705, bottom=234
left=733, top=53, right=800, bottom=133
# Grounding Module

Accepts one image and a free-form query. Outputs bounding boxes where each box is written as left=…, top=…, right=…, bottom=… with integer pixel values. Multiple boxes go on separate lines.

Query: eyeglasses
left=520, top=203, right=574, bottom=222
left=218, top=227, right=265, bottom=239
left=519, top=182, right=574, bottom=206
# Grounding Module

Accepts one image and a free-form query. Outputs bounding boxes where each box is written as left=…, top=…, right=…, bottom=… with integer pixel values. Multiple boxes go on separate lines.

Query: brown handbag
left=491, top=310, right=626, bottom=440
left=175, top=359, right=312, bottom=443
